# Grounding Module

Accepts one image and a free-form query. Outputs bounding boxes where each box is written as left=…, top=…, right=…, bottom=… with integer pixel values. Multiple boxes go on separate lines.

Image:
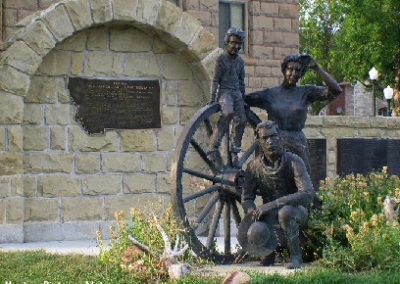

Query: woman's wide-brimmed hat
left=237, top=212, right=277, bottom=257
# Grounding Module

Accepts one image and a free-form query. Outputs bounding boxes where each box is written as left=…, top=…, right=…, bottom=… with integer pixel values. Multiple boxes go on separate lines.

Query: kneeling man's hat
left=237, top=212, right=277, bottom=257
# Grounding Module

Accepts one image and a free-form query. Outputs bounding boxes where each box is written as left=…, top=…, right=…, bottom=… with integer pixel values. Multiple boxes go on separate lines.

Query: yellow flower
left=377, top=196, right=383, bottom=203
left=343, top=224, right=354, bottom=238
left=109, top=225, right=117, bottom=240
left=382, top=166, right=388, bottom=174
left=342, top=224, right=353, bottom=233
left=114, top=210, right=125, bottom=220
left=395, top=188, right=400, bottom=198
left=356, top=173, right=364, bottom=180
left=363, top=222, right=372, bottom=229
left=358, top=181, right=368, bottom=188
left=350, top=210, right=359, bottom=221
left=130, top=207, right=141, bottom=217
left=371, top=214, right=379, bottom=226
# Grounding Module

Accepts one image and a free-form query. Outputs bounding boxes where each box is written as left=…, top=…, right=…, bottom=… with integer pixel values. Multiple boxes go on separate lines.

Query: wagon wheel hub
left=215, top=167, right=244, bottom=195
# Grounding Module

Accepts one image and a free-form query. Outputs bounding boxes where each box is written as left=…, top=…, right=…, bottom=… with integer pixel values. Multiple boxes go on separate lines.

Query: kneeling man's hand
left=254, top=202, right=274, bottom=220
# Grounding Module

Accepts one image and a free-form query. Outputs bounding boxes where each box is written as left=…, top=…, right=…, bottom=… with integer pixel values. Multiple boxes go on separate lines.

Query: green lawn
left=1, top=251, right=400, bottom=284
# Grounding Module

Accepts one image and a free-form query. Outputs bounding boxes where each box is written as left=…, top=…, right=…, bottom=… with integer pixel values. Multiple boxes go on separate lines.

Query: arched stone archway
left=0, top=0, right=218, bottom=97
left=0, top=0, right=220, bottom=243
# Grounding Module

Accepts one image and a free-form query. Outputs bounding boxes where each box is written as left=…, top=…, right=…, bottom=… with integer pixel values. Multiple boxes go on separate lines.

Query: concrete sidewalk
left=0, top=240, right=102, bottom=256
left=0, top=239, right=306, bottom=276
left=0, top=237, right=237, bottom=256
left=0, top=237, right=232, bottom=256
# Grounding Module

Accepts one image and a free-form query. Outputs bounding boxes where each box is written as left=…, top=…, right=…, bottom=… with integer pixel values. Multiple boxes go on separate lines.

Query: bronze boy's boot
left=230, top=145, right=241, bottom=168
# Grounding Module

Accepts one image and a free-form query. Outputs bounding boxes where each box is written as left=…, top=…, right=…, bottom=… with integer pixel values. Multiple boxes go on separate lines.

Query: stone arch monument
left=0, top=0, right=219, bottom=242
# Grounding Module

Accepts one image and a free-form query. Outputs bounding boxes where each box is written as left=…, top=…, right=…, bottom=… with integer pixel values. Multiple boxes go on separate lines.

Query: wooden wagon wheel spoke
left=204, top=118, right=214, bottom=136
left=206, top=199, right=224, bottom=249
left=182, top=168, right=236, bottom=186
left=182, top=168, right=216, bottom=182
left=231, top=199, right=242, bottom=226
left=183, top=185, right=221, bottom=203
left=224, top=198, right=231, bottom=255
left=238, top=141, right=258, bottom=168
left=190, top=138, right=220, bottom=174
left=195, top=192, right=220, bottom=224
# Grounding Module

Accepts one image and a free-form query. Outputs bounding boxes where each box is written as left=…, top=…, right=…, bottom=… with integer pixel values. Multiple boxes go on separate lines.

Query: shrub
left=96, top=206, right=205, bottom=282
left=304, top=167, right=400, bottom=271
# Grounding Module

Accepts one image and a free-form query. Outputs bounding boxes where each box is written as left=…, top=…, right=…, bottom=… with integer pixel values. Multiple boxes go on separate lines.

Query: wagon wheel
left=171, top=103, right=261, bottom=262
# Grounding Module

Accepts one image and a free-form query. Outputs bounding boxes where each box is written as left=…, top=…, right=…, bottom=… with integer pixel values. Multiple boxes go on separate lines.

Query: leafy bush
left=96, top=206, right=204, bottom=282
left=304, top=167, right=400, bottom=271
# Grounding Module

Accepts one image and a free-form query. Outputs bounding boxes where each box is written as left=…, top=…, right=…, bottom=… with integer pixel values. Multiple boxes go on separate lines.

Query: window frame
left=170, top=0, right=182, bottom=8
left=0, top=0, right=3, bottom=44
left=218, top=0, right=248, bottom=54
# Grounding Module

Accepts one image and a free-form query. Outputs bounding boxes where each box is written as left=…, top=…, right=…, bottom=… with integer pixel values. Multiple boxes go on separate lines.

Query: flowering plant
left=304, top=167, right=400, bottom=271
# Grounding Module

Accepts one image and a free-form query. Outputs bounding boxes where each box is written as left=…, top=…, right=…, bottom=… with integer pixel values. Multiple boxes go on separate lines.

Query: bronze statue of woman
left=245, top=54, right=342, bottom=173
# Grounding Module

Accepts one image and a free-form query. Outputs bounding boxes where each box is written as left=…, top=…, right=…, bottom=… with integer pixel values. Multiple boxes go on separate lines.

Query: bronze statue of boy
left=207, top=27, right=246, bottom=167
left=238, top=121, right=315, bottom=268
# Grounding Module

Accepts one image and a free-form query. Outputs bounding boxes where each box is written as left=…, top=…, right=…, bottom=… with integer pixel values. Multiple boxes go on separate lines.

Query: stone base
left=0, top=224, right=24, bottom=243
left=0, top=221, right=115, bottom=243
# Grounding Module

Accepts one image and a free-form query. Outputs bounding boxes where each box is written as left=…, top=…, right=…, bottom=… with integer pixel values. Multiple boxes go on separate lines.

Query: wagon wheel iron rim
left=171, top=103, right=261, bottom=262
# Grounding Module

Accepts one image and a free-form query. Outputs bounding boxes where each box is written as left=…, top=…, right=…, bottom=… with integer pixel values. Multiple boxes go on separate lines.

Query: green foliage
left=300, top=0, right=400, bottom=114
left=333, top=0, right=400, bottom=85
left=300, top=0, right=345, bottom=79
left=300, top=0, right=400, bottom=86
left=305, top=167, right=400, bottom=271
left=299, top=0, right=347, bottom=114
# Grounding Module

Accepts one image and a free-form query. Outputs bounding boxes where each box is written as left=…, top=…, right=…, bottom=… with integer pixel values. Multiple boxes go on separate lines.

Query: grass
left=1, top=251, right=400, bottom=284
left=0, top=251, right=138, bottom=283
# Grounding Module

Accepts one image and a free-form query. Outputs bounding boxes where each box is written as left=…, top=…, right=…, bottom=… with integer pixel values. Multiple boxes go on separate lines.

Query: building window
left=219, top=1, right=247, bottom=52
left=0, top=0, right=3, bottom=43
left=169, top=0, right=181, bottom=7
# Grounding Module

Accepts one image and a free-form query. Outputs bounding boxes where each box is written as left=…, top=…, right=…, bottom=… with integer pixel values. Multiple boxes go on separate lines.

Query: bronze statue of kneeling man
left=237, top=121, right=315, bottom=268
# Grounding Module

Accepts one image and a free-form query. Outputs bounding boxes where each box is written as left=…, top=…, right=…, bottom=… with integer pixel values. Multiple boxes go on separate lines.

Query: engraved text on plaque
left=68, top=78, right=161, bottom=134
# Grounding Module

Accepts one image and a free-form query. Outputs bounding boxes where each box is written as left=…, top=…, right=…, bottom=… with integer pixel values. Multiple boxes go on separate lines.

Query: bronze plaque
left=337, top=138, right=400, bottom=176
left=68, top=78, right=161, bottom=134
left=307, top=139, right=327, bottom=190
